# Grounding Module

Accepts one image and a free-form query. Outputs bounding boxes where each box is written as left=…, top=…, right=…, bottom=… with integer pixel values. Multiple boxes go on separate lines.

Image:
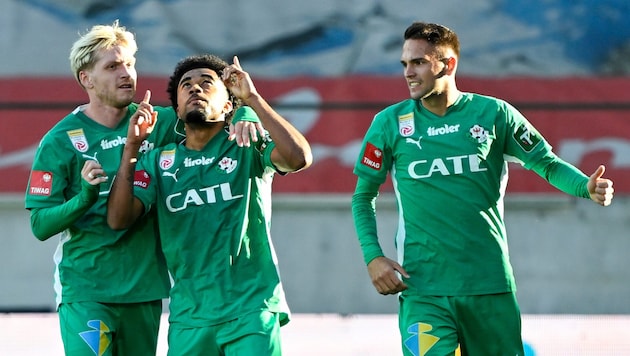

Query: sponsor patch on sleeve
left=28, top=170, right=53, bottom=196
left=513, top=124, right=542, bottom=152
left=361, top=142, right=383, bottom=170
left=133, top=170, right=151, bottom=189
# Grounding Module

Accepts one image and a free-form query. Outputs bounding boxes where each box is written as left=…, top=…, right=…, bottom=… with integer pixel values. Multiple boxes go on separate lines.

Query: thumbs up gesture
left=587, top=165, right=614, bottom=206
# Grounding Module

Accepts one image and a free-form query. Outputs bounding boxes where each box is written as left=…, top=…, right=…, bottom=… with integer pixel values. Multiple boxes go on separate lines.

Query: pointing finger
left=142, top=90, right=151, bottom=104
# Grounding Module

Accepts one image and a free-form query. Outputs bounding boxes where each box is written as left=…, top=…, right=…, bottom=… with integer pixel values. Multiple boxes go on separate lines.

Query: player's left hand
left=587, top=165, right=614, bottom=206
left=222, top=56, right=257, bottom=102
left=228, top=120, right=264, bottom=147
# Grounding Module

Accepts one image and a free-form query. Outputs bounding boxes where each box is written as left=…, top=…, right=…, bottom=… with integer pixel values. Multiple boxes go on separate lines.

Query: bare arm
left=107, top=91, right=155, bottom=230
left=222, top=56, right=312, bottom=173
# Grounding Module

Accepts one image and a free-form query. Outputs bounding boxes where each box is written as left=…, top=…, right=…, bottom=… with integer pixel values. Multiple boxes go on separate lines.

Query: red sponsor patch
left=361, top=142, right=383, bottom=170
left=133, top=170, right=151, bottom=189
left=28, top=170, right=53, bottom=196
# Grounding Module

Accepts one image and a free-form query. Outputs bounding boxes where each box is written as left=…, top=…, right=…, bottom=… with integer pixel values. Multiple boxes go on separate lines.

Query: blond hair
left=69, top=20, right=137, bottom=85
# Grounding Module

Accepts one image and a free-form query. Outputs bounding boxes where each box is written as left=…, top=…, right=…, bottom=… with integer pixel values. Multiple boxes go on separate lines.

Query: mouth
left=187, top=96, right=206, bottom=106
left=408, top=81, right=420, bottom=89
left=119, top=83, right=134, bottom=90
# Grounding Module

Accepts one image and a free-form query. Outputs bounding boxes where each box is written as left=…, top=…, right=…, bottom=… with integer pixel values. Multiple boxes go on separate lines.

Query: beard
left=184, top=109, right=209, bottom=124
left=183, top=108, right=226, bottom=125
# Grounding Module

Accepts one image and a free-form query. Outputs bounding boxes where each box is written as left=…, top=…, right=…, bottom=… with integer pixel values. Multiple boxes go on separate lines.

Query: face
left=81, top=45, right=137, bottom=109
left=176, top=68, right=232, bottom=123
left=400, top=39, right=450, bottom=100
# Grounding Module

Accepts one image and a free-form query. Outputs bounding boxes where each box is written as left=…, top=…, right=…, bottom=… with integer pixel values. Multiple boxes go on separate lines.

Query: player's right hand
left=367, top=256, right=410, bottom=295
left=129, top=90, right=158, bottom=145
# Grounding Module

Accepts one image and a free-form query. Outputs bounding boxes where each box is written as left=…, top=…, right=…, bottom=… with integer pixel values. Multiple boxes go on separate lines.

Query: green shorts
left=399, top=292, right=524, bottom=356
left=58, top=300, right=163, bottom=356
left=167, top=310, right=281, bottom=356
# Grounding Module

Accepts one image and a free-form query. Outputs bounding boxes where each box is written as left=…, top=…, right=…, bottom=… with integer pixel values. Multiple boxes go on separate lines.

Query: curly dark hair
left=166, top=54, right=241, bottom=122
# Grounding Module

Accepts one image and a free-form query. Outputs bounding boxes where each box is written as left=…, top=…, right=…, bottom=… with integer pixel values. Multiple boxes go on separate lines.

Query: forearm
left=30, top=181, right=99, bottom=240
left=352, top=178, right=385, bottom=265
left=243, top=93, right=312, bottom=172
left=107, top=144, right=141, bottom=229
left=532, top=154, right=590, bottom=198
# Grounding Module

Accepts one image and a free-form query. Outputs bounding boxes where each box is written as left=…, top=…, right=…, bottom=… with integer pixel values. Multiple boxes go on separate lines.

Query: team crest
left=67, top=128, right=89, bottom=153
left=159, top=148, right=176, bottom=170
left=469, top=124, right=489, bottom=143
left=138, top=140, right=154, bottom=154
left=217, top=156, right=237, bottom=174
left=398, top=113, right=415, bottom=137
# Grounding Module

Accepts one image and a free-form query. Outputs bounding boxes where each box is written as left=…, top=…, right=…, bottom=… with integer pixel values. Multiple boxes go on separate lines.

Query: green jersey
left=25, top=104, right=180, bottom=306
left=132, top=126, right=290, bottom=328
left=354, top=93, right=578, bottom=296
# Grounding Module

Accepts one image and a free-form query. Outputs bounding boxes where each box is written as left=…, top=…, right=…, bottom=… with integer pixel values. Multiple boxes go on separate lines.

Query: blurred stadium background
left=1, top=0, right=630, bottom=354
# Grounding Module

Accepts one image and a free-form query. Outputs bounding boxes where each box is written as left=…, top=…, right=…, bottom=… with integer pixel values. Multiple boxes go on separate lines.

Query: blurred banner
left=2, top=76, right=630, bottom=195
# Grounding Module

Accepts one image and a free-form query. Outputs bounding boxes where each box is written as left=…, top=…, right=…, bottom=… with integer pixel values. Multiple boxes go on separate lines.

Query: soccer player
left=107, top=54, right=312, bottom=355
left=352, top=22, right=614, bottom=355
left=25, top=22, right=261, bottom=356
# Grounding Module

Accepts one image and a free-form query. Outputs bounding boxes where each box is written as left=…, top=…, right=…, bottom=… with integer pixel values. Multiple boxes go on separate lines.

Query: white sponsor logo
left=405, top=137, right=423, bottom=150
left=408, top=154, right=487, bottom=179
left=427, top=124, right=460, bottom=137
left=162, top=168, right=179, bottom=182
left=184, top=156, right=215, bottom=167
left=165, top=183, right=243, bottom=212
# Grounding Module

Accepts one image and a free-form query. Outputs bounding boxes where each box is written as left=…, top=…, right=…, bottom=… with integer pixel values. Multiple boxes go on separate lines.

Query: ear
left=79, top=71, right=93, bottom=89
left=444, top=57, right=457, bottom=75
left=222, top=98, right=234, bottom=115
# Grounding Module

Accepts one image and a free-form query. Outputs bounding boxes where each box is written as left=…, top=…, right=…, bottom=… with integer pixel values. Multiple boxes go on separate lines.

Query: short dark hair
left=167, top=54, right=240, bottom=121
left=404, top=22, right=460, bottom=57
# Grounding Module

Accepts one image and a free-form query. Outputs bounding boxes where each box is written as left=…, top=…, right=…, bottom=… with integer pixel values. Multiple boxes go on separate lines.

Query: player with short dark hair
left=352, top=21, right=614, bottom=355
left=107, top=53, right=312, bottom=355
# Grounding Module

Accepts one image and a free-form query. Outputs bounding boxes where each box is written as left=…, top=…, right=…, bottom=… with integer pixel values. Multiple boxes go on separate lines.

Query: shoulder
left=373, top=99, right=417, bottom=122
left=39, top=109, right=83, bottom=144
left=462, top=92, right=515, bottom=111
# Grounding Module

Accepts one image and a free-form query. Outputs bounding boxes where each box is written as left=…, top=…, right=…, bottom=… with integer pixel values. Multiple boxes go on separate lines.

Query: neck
left=83, top=102, right=128, bottom=128
left=421, top=87, right=460, bottom=117
left=183, top=122, right=224, bottom=151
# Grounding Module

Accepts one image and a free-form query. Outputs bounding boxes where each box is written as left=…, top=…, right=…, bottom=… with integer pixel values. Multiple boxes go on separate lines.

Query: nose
left=188, top=83, right=202, bottom=94
left=403, top=64, right=414, bottom=78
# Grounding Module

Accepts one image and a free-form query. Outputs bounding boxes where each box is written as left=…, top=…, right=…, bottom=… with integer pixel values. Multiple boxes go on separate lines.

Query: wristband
left=231, top=106, right=260, bottom=123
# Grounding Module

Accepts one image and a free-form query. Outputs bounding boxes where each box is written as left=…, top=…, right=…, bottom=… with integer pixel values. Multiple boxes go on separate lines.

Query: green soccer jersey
left=132, top=126, right=290, bottom=328
left=354, top=93, right=563, bottom=296
left=25, top=103, right=180, bottom=306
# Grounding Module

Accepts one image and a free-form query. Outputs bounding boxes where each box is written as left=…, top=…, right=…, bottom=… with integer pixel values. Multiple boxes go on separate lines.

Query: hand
left=222, top=56, right=257, bottom=102
left=587, top=165, right=614, bottom=206
left=228, top=120, right=264, bottom=147
left=82, top=160, right=107, bottom=184
left=367, top=256, right=410, bottom=295
left=128, top=90, right=158, bottom=145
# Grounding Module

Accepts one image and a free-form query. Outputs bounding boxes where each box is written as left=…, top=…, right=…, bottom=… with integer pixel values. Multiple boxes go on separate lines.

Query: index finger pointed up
left=233, top=56, right=241, bottom=69
left=142, top=90, right=151, bottom=104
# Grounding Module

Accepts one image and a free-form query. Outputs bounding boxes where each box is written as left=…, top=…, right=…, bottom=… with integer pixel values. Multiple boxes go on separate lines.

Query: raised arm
left=107, top=90, right=155, bottom=229
left=222, top=56, right=312, bottom=173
